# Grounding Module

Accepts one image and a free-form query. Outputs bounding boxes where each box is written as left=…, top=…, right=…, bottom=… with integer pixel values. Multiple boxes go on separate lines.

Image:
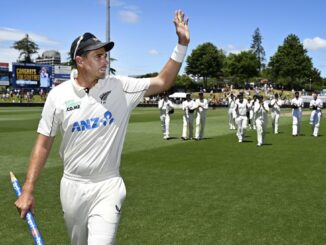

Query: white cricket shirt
left=235, top=99, right=248, bottom=116
left=291, top=97, right=303, bottom=111
left=309, top=98, right=323, bottom=110
left=195, top=98, right=208, bottom=113
left=254, top=102, right=269, bottom=121
left=182, top=100, right=195, bottom=115
left=38, top=76, right=150, bottom=181
left=158, top=99, right=173, bottom=115
left=270, top=99, right=283, bottom=114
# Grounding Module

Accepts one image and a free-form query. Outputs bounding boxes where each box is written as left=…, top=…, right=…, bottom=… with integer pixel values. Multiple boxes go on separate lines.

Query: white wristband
left=171, top=44, right=188, bottom=63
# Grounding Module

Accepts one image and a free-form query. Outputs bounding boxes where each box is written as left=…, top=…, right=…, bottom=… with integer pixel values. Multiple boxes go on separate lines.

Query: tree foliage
left=11, top=34, right=39, bottom=63
left=223, top=51, right=260, bottom=86
left=185, top=42, right=225, bottom=88
left=268, top=34, right=315, bottom=90
left=250, top=27, right=265, bottom=71
left=308, top=68, right=323, bottom=91
left=174, top=74, right=198, bottom=91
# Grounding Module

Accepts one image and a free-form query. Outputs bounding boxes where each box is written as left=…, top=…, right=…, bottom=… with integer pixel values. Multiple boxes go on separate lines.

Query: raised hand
left=173, top=10, right=190, bottom=46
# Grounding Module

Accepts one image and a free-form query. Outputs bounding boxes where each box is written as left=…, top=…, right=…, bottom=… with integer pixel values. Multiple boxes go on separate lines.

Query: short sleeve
left=118, top=76, right=150, bottom=109
left=37, top=91, right=61, bottom=137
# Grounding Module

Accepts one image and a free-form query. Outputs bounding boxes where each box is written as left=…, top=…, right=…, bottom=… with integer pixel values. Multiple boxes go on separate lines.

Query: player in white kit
left=227, top=93, right=236, bottom=130
left=234, top=93, right=249, bottom=142
left=14, top=10, right=190, bottom=245
left=254, top=95, right=269, bottom=146
left=270, top=93, right=283, bottom=134
left=194, top=92, right=208, bottom=140
left=309, top=93, right=323, bottom=137
left=181, top=93, right=196, bottom=140
left=290, top=91, right=303, bottom=136
left=248, top=95, right=257, bottom=130
left=158, top=93, right=174, bottom=139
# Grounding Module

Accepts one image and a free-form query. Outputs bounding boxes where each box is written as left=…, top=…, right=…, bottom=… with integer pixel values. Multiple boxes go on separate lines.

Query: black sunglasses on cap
left=70, top=32, right=114, bottom=60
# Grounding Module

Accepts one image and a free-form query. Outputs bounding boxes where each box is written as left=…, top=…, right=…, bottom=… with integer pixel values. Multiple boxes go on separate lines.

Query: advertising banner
left=12, top=63, right=52, bottom=88
left=53, top=65, right=71, bottom=85
left=0, top=62, right=10, bottom=86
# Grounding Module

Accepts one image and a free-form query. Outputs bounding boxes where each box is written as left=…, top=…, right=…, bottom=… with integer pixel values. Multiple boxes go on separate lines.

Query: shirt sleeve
left=254, top=103, right=259, bottom=113
left=37, top=90, right=61, bottom=137
left=319, top=99, right=323, bottom=108
left=118, top=76, right=150, bottom=110
left=203, top=99, right=209, bottom=109
left=158, top=99, right=163, bottom=109
left=182, top=101, right=186, bottom=110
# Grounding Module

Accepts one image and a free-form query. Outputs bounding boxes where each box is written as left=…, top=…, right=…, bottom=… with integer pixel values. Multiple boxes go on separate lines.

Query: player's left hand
left=173, top=10, right=190, bottom=46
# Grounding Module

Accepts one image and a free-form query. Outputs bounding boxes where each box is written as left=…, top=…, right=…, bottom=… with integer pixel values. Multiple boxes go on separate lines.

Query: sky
left=1, top=0, right=326, bottom=77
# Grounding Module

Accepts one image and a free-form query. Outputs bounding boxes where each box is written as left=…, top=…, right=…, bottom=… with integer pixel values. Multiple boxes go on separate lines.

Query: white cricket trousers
left=271, top=111, right=280, bottom=134
left=60, top=176, right=126, bottom=245
left=292, top=110, right=302, bottom=136
left=195, top=112, right=206, bottom=139
left=235, top=116, right=248, bottom=142
left=182, top=114, right=194, bottom=139
left=160, top=114, right=170, bottom=137
left=310, top=110, right=322, bottom=136
left=255, top=119, right=267, bottom=145
left=228, top=109, right=236, bottom=129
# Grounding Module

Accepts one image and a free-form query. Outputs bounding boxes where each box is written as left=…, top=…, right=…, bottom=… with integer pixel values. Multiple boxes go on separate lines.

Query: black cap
left=70, top=32, right=114, bottom=61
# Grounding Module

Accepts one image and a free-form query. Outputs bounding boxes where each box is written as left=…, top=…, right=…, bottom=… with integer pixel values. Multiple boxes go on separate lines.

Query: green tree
left=11, top=34, right=39, bottom=63
left=250, top=27, right=265, bottom=71
left=322, top=77, right=326, bottom=89
left=185, top=42, right=225, bottom=89
left=223, top=51, right=260, bottom=87
left=307, top=68, right=323, bottom=91
left=268, top=34, right=314, bottom=90
left=174, top=74, right=196, bottom=91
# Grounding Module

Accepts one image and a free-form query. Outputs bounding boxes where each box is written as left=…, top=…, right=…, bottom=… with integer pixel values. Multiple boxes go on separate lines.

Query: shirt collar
left=70, top=78, right=88, bottom=98
left=71, top=76, right=109, bottom=96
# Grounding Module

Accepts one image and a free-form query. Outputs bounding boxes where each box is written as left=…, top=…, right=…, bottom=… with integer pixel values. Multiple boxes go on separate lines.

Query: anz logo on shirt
left=71, top=111, right=114, bottom=133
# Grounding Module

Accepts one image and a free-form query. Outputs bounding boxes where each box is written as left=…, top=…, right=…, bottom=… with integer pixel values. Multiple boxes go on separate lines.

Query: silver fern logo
left=99, top=91, right=111, bottom=104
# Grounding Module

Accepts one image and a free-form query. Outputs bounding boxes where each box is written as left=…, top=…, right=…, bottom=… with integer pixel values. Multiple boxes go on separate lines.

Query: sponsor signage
left=0, top=62, right=10, bottom=86
left=12, top=63, right=52, bottom=88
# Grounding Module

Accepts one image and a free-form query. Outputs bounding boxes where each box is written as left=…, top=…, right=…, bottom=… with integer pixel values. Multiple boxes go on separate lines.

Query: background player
left=254, top=95, right=269, bottom=146
left=158, top=93, right=174, bottom=139
left=291, top=91, right=303, bottom=136
left=270, top=93, right=284, bottom=134
left=309, top=92, right=323, bottom=137
left=194, top=92, right=208, bottom=140
left=181, top=93, right=195, bottom=140
left=234, top=92, right=249, bottom=143
left=227, top=93, right=236, bottom=130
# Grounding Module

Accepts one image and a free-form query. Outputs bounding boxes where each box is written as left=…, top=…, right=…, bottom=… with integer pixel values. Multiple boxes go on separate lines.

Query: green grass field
left=1, top=106, right=326, bottom=245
